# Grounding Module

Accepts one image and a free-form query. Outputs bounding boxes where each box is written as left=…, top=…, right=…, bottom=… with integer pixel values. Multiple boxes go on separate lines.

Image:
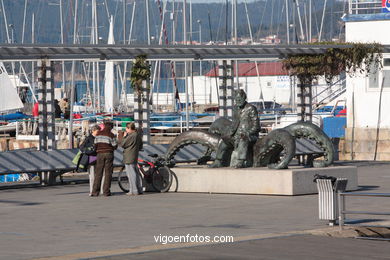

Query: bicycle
left=118, top=154, right=177, bottom=193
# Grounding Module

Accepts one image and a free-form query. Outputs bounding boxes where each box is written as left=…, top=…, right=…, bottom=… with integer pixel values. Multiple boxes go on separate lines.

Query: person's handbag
left=89, top=155, right=97, bottom=164
left=78, top=153, right=89, bottom=169
left=72, top=151, right=82, bottom=165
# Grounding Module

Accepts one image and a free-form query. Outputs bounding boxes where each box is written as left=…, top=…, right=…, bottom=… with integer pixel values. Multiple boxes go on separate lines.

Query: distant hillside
left=0, top=0, right=346, bottom=44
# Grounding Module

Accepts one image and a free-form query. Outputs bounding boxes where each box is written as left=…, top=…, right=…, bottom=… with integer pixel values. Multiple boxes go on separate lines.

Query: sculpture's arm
left=247, top=106, right=261, bottom=136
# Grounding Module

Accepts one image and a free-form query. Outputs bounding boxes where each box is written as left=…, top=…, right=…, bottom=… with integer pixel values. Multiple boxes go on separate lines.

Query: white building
left=343, top=0, right=390, bottom=160
left=126, top=61, right=344, bottom=113
left=187, top=61, right=344, bottom=107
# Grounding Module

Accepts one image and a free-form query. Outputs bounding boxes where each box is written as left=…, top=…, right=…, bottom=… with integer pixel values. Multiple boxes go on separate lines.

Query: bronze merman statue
left=210, top=89, right=260, bottom=168
left=164, top=89, right=334, bottom=169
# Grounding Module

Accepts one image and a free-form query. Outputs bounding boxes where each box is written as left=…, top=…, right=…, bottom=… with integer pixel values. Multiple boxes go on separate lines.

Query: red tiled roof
left=205, top=61, right=288, bottom=77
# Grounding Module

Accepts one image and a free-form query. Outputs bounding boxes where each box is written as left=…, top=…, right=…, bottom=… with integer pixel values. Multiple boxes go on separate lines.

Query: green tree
left=283, top=42, right=383, bottom=85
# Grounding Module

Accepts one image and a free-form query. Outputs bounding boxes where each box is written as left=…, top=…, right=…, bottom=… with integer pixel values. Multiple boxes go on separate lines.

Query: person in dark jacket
left=59, top=98, right=70, bottom=119
left=79, top=124, right=101, bottom=196
left=120, top=122, right=143, bottom=195
left=54, top=99, right=62, bottom=118
left=91, top=119, right=117, bottom=196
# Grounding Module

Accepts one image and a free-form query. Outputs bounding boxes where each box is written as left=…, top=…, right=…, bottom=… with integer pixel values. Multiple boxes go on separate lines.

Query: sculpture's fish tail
left=165, top=130, right=221, bottom=162
left=284, top=122, right=334, bottom=168
left=253, top=129, right=295, bottom=169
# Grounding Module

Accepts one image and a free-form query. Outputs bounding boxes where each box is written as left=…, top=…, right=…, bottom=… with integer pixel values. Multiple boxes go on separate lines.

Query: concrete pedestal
left=169, top=166, right=358, bottom=195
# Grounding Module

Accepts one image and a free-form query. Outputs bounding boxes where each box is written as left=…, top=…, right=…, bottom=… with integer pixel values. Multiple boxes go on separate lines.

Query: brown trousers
left=93, top=152, right=114, bottom=195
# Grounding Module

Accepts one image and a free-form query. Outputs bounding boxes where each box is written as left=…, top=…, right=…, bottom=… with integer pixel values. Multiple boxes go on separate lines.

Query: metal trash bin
left=315, top=176, right=348, bottom=226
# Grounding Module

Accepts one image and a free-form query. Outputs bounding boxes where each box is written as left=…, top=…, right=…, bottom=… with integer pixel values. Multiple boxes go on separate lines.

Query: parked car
left=203, top=106, right=219, bottom=113
left=249, top=101, right=288, bottom=114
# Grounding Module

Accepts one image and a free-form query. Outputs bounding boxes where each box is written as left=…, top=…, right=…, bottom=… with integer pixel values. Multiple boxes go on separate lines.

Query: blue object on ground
left=323, top=117, right=346, bottom=138
left=0, top=174, right=20, bottom=183
left=0, top=112, right=30, bottom=121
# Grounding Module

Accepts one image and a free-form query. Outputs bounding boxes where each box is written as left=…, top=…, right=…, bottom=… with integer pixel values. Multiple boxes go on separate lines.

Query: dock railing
left=114, top=116, right=216, bottom=136
left=349, top=0, right=383, bottom=15
left=338, top=192, right=390, bottom=230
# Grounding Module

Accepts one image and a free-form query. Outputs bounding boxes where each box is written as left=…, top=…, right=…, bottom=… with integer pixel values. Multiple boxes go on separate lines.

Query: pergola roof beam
left=0, top=43, right=388, bottom=62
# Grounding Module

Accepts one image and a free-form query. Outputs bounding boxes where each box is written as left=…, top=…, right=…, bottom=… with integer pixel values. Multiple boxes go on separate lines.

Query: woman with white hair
left=80, top=124, right=101, bottom=196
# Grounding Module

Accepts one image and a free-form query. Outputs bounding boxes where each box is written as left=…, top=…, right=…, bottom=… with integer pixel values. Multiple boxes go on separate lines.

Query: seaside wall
left=339, top=129, right=390, bottom=161
left=0, top=138, right=38, bottom=152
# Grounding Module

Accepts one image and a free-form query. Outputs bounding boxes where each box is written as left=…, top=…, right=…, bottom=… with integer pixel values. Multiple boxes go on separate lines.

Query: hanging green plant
left=283, top=42, right=383, bottom=85
left=130, top=54, right=151, bottom=96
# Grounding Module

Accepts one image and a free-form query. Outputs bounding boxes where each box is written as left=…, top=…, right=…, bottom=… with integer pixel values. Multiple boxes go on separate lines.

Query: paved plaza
left=1, top=161, right=390, bottom=259
left=90, top=235, right=390, bottom=260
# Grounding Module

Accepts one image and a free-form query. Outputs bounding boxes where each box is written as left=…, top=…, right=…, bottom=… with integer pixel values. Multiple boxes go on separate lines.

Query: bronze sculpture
left=165, top=90, right=334, bottom=169
left=210, top=90, right=260, bottom=168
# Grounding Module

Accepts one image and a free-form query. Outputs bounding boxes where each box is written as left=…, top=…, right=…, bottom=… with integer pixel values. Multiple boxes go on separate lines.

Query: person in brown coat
left=91, top=120, right=117, bottom=196
left=120, top=122, right=143, bottom=195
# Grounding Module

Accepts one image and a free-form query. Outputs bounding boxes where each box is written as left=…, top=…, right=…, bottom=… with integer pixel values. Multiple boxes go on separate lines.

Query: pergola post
left=37, top=59, right=56, bottom=151
left=37, top=59, right=57, bottom=185
left=218, top=60, right=234, bottom=120
left=133, top=81, right=151, bottom=144
left=297, top=81, right=313, bottom=122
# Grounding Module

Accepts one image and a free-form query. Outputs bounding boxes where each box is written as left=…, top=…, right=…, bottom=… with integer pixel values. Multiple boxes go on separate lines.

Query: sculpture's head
left=235, top=89, right=247, bottom=108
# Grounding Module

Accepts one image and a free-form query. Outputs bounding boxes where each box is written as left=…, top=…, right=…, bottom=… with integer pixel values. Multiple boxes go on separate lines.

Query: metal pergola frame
left=5, top=43, right=389, bottom=151
left=1, top=43, right=389, bottom=62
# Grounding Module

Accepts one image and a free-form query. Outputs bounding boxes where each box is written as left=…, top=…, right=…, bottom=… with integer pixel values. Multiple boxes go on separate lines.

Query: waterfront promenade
left=1, top=161, right=390, bottom=259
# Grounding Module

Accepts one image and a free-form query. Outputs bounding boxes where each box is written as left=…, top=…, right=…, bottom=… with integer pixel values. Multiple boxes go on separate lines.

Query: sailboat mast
left=22, top=0, right=27, bottom=43
left=121, top=1, right=137, bottom=111
left=123, top=0, right=126, bottom=43
left=152, top=0, right=168, bottom=111
left=304, top=2, right=308, bottom=41
left=146, top=0, right=151, bottom=45
left=60, top=0, right=66, bottom=98
left=189, top=0, right=192, bottom=43
left=295, top=0, right=305, bottom=41
left=285, top=0, right=290, bottom=44
left=91, top=0, right=96, bottom=111
left=129, top=1, right=136, bottom=44
left=171, top=0, right=179, bottom=111
left=292, top=0, right=297, bottom=43
left=104, top=16, right=115, bottom=113
left=309, top=0, right=312, bottom=43
left=19, top=0, right=28, bottom=95
left=73, top=0, right=78, bottom=44
left=233, top=0, right=239, bottom=91
left=32, top=13, right=35, bottom=94
left=225, top=0, right=228, bottom=45
left=172, top=0, right=176, bottom=44
left=183, top=0, right=190, bottom=130
left=90, top=0, right=100, bottom=112
left=172, top=0, right=175, bottom=107
left=319, top=0, right=328, bottom=41
left=60, top=0, right=64, bottom=43
left=1, top=0, right=10, bottom=43
left=244, top=0, right=253, bottom=41
left=69, top=0, right=78, bottom=148
left=189, top=0, right=195, bottom=111
left=1, top=0, right=16, bottom=92
left=234, top=0, right=237, bottom=44
left=18, top=1, right=38, bottom=104
left=244, top=0, right=264, bottom=107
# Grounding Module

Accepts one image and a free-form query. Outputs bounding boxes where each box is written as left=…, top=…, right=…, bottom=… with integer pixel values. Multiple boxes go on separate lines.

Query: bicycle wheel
left=151, top=166, right=173, bottom=193
left=117, top=166, right=129, bottom=193
left=170, top=170, right=178, bottom=192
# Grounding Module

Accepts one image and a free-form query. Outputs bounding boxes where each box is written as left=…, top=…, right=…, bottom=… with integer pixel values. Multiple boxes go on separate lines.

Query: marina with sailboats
left=2, top=1, right=390, bottom=260
left=0, top=0, right=388, bottom=180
